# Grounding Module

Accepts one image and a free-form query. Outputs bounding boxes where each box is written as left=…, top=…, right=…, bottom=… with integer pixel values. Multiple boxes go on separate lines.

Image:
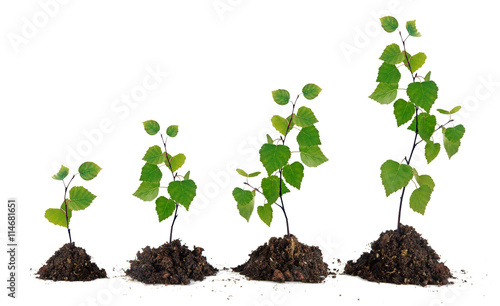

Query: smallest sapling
left=45, top=162, right=102, bottom=243
left=133, top=121, right=197, bottom=243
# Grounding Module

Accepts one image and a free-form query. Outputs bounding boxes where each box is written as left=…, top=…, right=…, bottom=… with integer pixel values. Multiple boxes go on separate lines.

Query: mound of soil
left=344, top=224, right=452, bottom=286
left=37, top=243, right=107, bottom=281
left=125, top=239, right=217, bottom=285
left=234, top=235, right=329, bottom=283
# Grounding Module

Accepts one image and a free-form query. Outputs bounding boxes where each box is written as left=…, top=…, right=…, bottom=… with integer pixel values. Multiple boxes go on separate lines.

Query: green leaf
left=380, top=160, right=413, bottom=196
left=369, top=83, right=398, bottom=104
left=296, top=125, right=321, bottom=147
left=415, top=174, right=435, bottom=193
left=299, top=145, right=328, bottom=167
left=376, top=63, right=401, bottom=84
left=272, top=89, right=290, bottom=105
left=407, top=81, right=438, bottom=113
left=233, top=188, right=255, bottom=222
left=294, top=106, right=318, bottom=127
left=283, top=162, right=305, bottom=189
left=166, top=125, right=179, bottom=137
left=68, top=186, right=96, bottom=211
left=443, top=128, right=461, bottom=159
left=259, top=144, right=291, bottom=175
left=184, top=171, right=190, bottom=180
left=406, top=20, right=421, bottom=37
left=168, top=153, right=186, bottom=173
left=143, top=145, right=166, bottom=164
left=257, top=204, right=273, bottom=227
left=168, top=179, right=197, bottom=210
left=155, top=196, right=176, bottom=222
left=410, top=185, right=431, bottom=215
left=424, top=71, right=431, bottom=81
left=379, top=43, right=405, bottom=65
left=52, top=165, right=69, bottom=180
left=407, top=52, right=427, bottom=72
left=45, top=207, right=70, bottom=228
left=143, top=120, right=160, bottom=135
left=266, top=134, right=274, bottom=144
left=393, top=99, right=415, bottom=127
left=271, top=115, right=290, bottom=135
left=236, top=169, right=249, bottom=177
left=302, top=83, right=322, bottom=100
left=380, top=16, right=399, bottom=33
left=450, top=106, right=462, bottom=114
left=140, top=163, right=162, bottom=182
left=436, top=109, right=450, bottom=115
left=78, top=162, right=102, bottom=181
left=444, top=124, right=465, bottom=143
left=133, top=181, right=160, bottom=201
left=248, top=171, right=261, bottom=177
left=424, top=141, right=441, bottom=164
left=261, top=175, right=290, bottom=204
left=408, top=113, right=437, bottom=141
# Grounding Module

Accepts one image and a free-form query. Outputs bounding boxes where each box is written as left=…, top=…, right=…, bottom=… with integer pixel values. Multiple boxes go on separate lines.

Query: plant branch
left=161, top=134, right=176, bottom=181
left=169, top=203, right=179, bottom=244
left=63, top=174, right=76, bottom=244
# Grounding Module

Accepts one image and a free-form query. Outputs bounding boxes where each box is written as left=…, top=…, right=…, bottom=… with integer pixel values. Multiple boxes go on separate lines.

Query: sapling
left=133, top=121, right=197, bottom=243
left=370, top=16, right=465, bottom=233
left=45, top=162, right=102, bottom=243
left=233, top=84, right=327, bottom=237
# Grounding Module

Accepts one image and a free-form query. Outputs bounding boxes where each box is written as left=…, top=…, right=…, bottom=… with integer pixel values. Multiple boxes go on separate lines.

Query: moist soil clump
left=344, top=224, right=452, bottom=286
left=234, top=235, right=329, bottom=283
left=37, top=243, right=107, bottom=281
left=125, top=239, right=217, bottom=285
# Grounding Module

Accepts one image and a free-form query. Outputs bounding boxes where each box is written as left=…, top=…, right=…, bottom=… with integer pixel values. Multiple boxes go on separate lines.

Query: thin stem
left=63, top=174, right=76, bottom=244
left=160, top=133, right=180, bottom=242
left=169, top=204, right=179, bottom=244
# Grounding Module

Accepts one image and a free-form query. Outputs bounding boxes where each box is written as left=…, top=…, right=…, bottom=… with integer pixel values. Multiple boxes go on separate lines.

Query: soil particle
left=344, top=224, right=452, bottom=286
left=125, top=239, right=217, bottom=285
left=37, top=243, right=107, bottom=281
left=234, top=235, right=330, bottom=283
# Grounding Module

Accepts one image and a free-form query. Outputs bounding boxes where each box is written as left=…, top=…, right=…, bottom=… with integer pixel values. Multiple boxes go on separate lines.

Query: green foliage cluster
left=372, top=17, right=465, bottom=220
left=233, top=84, right=327, bottom=235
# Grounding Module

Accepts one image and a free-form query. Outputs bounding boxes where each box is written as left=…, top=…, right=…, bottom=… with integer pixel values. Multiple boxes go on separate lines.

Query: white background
left=1, top=1, right=499, bottom=305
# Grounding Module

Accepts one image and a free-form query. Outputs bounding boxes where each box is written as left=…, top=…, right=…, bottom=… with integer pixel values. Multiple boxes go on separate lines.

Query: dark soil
left=234, top=235, right=330, bottom=283
left=37, top=243, right=107, bottom=281
left=125, top=239, right=217, bottom=285
left=344, top=224, right=452, bottom=286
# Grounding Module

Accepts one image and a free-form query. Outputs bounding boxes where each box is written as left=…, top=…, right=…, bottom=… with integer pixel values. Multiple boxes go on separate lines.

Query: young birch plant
left=233, top=84, right=327, bottom=237
left=371, top=17, right=465, bottom=233
left=45, top=162, right=102, bottom=243
left=133, top=121, right=197, bottom=243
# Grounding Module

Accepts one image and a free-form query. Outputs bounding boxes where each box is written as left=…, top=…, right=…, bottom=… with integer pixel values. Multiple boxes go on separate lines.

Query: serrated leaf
left=296, top=125, right=321, bottom=147
left=410, top=185, right=431, bottom=215
left=407, top=81, right=438, bottom=113
left=143, top=145, right=166, bottom=164
left=257, top=204, right=273, bottom=227
left=266, top=134, right=274, bottom=144
left=52, top=165, right=69, bottom=180
left=166, top=125, right=179, bottom=137
left=168, top=179, right=197, bottom=210
left=155, top=196, right=176, bottom=222
left=406, top=52, right=426, bottom=72
left=408, top=113, right=437, bottom=141
left=294, top=106, right=318, bottom=127
left=272, top=89, right=290, bottom=105
left=133, top=181, right=160, bottom=201
left=143, top=120, right=160, bottom=135
left=238, top=191, right=255, bottom=222
left=271, top=115, right=290, bottom=135
left=283, top=162, right=304, bottom=189
left=380, top=43, right=405, bottom=65
left=248, top=171, right=261, bottom=177
left=436, top=109, right=450, bottom=115
left=376, top=63, right=401, bottom=84
left=302, top=83, right=322, bottom=100
left=236, top=169, right=249, bottom=177
left=68, top=186, right=96, bottom=211
left=233, top=188, right=255, bottom=222
left=393, top=99, right=415, bottom=127
left=78, top=162, right=101, bottom=181
left=424, top=141, right=440, bottom=164
left=259, top=144, right=291, bottom=175
left=369, top=83, right=398, bottom=104
left=45, top=207, right=69, bottom=228
left=168, top=153, right=186, bottom=173
left=380, top=160, right=413, bottom=196
left=450, top=106, right=462, bottom=114
left=415, top=174, right=435, bottom=193
left=261, top=176, right=290, bottom=204
left=299, top=145, right=328, bottom=167
left=380, top=16, right=399, bottom=33
left=443, top=128, right=461, bottom=159
left=424, top=71, right=431, bottom=81
left=444, top=124, right=465, bottom=143
left=140, top=163, right=162, bottom=182
left=406, top=20, right=421, bottom=37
